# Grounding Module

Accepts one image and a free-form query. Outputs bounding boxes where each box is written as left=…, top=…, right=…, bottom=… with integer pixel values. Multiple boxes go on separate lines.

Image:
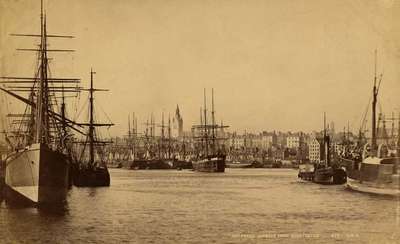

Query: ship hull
left=172, top=160, right=193, bottom=170
left=347, top=178, right=400, bottom=196
left=130, top=159, right=172, bottom=170
left=5, top=143, right=69, bottom=205
left=192, top=156, right=225, bottom=173
left=72, top=166, right=110, bottom=187
left=298, top=163, right=314, bottom=181
left=313, top=167, right=347, bottom=185
left=298, top=164, right=347, bottom=185
left=345, top=158, right=400, bottom=196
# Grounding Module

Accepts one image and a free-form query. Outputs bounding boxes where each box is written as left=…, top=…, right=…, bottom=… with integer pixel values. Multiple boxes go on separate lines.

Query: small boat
left=298, top=163, right=314, bottom=181
left=298, top=113, right=347, bottom=185
left=226, top=161, right=253, bottom=168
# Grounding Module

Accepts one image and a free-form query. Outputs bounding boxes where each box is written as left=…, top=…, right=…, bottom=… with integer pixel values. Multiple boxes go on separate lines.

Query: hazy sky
left=1, top=0, right=399, bottom=137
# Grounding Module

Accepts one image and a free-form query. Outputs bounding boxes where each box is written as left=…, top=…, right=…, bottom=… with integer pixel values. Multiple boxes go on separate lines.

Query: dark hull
left=72, top=166, right=110, bottom=187
left=5, top=143, right=70, bottom=205
left=172, top=160, right=193, bottom=170
left=130, top=159, right=172, bottom=170
left=298, top=164, right=347, bottom=185
left=313, top=167, right=347, bottom=185
left=0, top=159, right=4, bottom=191
left=192, top=156, right=226, bottom=173
left=337, top=157, right=361, bottom=180
left=116, top=161, right=132, bottom=169
left=0, top=160, right=5, bottom=204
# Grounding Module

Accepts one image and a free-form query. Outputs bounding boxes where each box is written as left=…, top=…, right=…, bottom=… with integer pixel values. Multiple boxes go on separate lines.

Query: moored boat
left=192, top=155, right=226, bottom=172
left=298, top=113, right=347, bottom=185
left=5, top=144, right=70, bottom=204
left=191, top=89, right=229, bottom=173
left=71, top=69, right=113, bottom=187
left=298, top=163, right=314, bottom=181
left=226, top=161, right=253, bottom=168
left=342, top=51, right=400, bottom=196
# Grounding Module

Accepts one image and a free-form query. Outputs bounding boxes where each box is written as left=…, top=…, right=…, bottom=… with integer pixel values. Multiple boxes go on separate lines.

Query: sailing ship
left=298, top=113, right=347, bottom=184
left=0, top=1, right=82, bottom=205
left=159, top=113, right=192, bottom=170
left=116, top=113, right=137, bottom=168
left=72, top=69, right=113, bottom=187
left=340, top=51, right=400, bottom=196
left=130, top=112, right=171, bottom=170
left=129, top=112, right=191, bottom=170
left=172, top=136, right=193, bottom=170
left=192, top=89, right=228, bottom=173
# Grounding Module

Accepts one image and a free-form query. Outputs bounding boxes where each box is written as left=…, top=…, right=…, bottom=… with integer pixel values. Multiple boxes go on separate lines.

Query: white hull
left=5, top=143, right=70, bottom=204
left=5, top=144, right=40, bottom=202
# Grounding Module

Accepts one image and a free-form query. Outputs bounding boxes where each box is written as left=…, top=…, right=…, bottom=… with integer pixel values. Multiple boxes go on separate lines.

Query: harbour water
left=0, top=168, right=399, bottom=243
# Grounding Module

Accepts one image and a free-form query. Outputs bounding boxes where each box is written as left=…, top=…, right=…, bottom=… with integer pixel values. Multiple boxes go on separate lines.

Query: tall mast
left=145, top=118, right=149, bottom=137
left=161, top=111, right=165, bottom=159
left=168, top=114, right=171, bottom=158
left=397, top=112, right=400, bottom=156
left=128, top=114, right=131, bottom=141
left=60, top=85, right=66, bottom=146
left=391, top=112, right=395, bottom=138
left=132, top=113, right=137, bottom=151
left=200, top=106, right=203, bottom=152
left=35, top=0, right=49, bottom=144
left=134, top=113, right=137, bottom=137
left=89, top=68, right=95, bottom=165
left=371, top=49, right=378, bottom=153
left=211, top=88, right=216, bottom=154
left=152, top=113, right=155, bottom=138
left=323, top=112, right=330, bottom=166
left=200, top=107, right=203, bottom=125
left=150, top=113, right=154, bottom=138
left=161, top=111, right=165, bottom=139
left=203, top=88, right=208, bottom=156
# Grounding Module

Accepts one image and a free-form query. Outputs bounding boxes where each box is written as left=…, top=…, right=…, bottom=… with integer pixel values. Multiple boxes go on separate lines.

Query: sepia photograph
left=0, top=0, right=399, bottom=243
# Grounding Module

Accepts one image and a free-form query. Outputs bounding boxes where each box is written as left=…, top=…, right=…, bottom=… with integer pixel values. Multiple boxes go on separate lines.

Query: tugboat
left=72, top=69, right=113, bottom=187
left=343, top=51, right=400, bottom=196
left=0, top=0, right=80, bottom=205
left=298, top=113, right=347, bottom=184
left=192, top=89, right=228, bottom=173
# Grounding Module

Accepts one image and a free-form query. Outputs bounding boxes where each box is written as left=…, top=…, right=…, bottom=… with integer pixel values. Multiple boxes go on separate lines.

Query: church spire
left=176, top=104, right=180, bottom=116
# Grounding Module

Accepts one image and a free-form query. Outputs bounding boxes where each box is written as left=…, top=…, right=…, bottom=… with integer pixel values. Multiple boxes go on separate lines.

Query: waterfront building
left=276, top=132, right=287, bottom=148
left=308, top=137, right=323, bottom=163
left=287, top=135, right=300, bottom=149
left=261, top=132, right=277, bottom=149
